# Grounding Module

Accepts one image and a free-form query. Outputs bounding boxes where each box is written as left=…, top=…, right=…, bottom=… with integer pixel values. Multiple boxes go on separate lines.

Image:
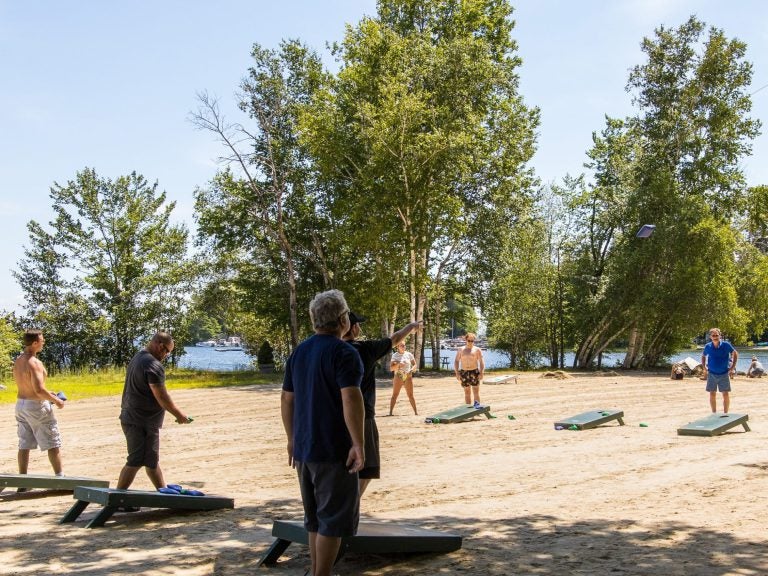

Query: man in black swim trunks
left=454, top=332, right=485, bottom=408
left=343, top=312, right=422, bottom=498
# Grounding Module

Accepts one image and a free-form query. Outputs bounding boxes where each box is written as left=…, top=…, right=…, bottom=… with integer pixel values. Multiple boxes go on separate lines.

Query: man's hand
left=175, top=414, right=192, bottom=424
left=346, top=444, right=365, bottom=474
left=286, top=441, right=295, bottom=468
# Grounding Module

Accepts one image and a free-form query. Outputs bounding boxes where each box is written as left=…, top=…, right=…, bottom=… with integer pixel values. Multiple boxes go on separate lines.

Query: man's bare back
left=13, top=333, right=63, bottom=407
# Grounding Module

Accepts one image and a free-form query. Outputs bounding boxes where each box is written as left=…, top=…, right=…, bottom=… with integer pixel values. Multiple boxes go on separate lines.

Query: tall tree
left=193, top=40, right=330, bottom=349
left=302, top=0, right=538, bottom=361
left=571, top=17, right=761, bottom=368
left=15, top=168, right=191, bottom=367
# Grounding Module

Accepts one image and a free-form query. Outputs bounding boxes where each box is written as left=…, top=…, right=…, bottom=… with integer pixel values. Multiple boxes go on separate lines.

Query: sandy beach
left=1, top=371, right=767, bottom=575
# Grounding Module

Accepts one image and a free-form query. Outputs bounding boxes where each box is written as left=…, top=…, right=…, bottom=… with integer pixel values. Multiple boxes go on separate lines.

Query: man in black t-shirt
left=344, top=312, right=422, bottom=497
left=117, top=332, right=191, bottom=491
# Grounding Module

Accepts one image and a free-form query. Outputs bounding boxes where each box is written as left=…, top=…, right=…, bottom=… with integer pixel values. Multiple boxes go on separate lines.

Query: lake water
left=177, top=344, right=767, bottom=372
left=177, top=346, right=254, bottom=371
left=426, top=348, right=767, bottom=372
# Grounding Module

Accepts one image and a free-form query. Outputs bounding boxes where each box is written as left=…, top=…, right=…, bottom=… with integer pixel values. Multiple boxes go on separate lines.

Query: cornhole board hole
left=425, top=404, right=492, bottom=424
left=258, top=519, right=462, bottom=567
left=677, top=413, right=750, bottom=436
left=555, top=409, right=625, bottom=430
left=0, top=473, right=109, bottom=493
left=485, top=375, right=518, bottom=385
left=60, top=486, right=234, bottom=528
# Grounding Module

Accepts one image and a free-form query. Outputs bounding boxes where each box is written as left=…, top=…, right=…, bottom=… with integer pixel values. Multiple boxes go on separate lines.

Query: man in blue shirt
left=700, top=327, right=738, bottom=413
left=281, top=290, right=364, bottom=576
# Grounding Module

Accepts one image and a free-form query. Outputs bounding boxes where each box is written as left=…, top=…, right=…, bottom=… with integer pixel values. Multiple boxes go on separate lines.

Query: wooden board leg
left=60, top=500, right=90, bottom=524
left=743, top=421, right=751, bottom=432
left=617, top=417, right=625, bottom=426
left=258, top=538, right=292, bottom=566
left=85, top=506, right=118, bottom=528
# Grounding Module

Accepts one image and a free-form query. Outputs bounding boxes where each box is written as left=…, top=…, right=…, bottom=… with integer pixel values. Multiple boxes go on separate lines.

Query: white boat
left=195, top=340, right=217, bottom=347
left=214, top=336, right=245, bottom=352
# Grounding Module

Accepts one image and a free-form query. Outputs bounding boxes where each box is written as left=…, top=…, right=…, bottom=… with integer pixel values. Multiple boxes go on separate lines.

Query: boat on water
left=440, top=337, right=488, bottom=350
left=214, top=336, right=245, bottom=352
left=195, top=340, right=217, bottom=347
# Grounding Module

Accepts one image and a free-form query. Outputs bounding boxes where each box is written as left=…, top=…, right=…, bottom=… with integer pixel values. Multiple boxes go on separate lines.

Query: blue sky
left=1, top=1, right=766, bottom=312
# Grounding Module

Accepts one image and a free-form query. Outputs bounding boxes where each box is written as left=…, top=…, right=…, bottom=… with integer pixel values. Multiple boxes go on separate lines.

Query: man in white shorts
left=14, top=329, right=65, bottom=478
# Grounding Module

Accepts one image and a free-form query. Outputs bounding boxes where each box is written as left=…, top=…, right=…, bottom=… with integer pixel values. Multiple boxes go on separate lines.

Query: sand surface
left=1, top=371, right=767, bottom=575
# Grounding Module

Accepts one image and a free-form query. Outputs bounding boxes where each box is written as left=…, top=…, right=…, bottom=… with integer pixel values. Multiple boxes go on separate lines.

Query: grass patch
left=0, top=367, right=282, bottom=405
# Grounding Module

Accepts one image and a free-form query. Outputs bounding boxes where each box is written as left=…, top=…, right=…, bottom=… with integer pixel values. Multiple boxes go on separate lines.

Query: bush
left=257, top=341, right=274, bottom=365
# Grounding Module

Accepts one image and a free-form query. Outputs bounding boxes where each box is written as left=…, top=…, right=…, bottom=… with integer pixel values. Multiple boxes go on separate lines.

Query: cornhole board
left=60, top=486, right=234, bottom=528
left=677, top=413, right=750, bottom=436
left=484, top=374, right=518, bottom=385
left=555, top=409, right=625, bottom=430
left=258, top=519, right=462, bottom=567
left=0, top=473, right=109, bottom=493
left=425, top=404, right=492, bottom=424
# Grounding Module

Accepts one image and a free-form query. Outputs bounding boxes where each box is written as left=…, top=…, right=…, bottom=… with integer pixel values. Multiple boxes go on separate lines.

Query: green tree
left=571, top=17, right=760, bottom=368
left=0, top=314, right=19, bottom=382
left=302, top=0, right=538, bottom=361
left=15, top=168, right=192, bottom=367
left=193, top=40, right=331, bottom=349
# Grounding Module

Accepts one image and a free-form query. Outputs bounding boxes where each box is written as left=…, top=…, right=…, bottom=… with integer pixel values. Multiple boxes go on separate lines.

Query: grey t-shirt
left=119, top=349, right=166, bottom=429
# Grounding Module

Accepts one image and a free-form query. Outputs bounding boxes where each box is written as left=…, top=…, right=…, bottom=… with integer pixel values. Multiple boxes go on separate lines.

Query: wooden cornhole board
left=425, top=404, right=492, bottom=424
left=258, top=519, right=462, bottom=567
left=484, top=374, right=518, bottom=385
left=677, top=413, right=750, bottom=436
left=60, top=486, right=234, bottom=528
left=555, top=409, right=625, bottom=430
left=0, top=473, right=109, bottom=493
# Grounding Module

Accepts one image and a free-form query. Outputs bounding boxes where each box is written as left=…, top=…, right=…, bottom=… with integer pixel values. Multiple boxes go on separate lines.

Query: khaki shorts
left=16, top=399, right=62, bottom=451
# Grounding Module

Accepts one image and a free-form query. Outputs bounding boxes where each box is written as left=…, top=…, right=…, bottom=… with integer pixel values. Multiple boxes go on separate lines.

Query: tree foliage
left=568, top=17, right=761, bottom=368
left=14, top=168, right=192, bottom=369
left=301, top=0, right=538, bottom=361
left=192, top=40, right=331, bottom=350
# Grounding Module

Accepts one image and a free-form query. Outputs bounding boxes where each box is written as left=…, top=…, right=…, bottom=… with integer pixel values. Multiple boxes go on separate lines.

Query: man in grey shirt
left=117, top=332, right=191, bottom=491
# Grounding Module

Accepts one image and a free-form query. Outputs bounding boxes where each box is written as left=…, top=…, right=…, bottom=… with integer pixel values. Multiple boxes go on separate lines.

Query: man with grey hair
left=281, top=289, right=365, bottom=576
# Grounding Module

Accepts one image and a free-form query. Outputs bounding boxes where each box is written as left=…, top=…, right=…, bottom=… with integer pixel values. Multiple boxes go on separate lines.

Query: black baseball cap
left=348, top=311, right=366, bottom=325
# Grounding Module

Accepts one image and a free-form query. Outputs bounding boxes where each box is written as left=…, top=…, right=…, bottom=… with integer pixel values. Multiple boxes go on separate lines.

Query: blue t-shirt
left=283, top=334, right=363, bottom=462
left=703, top=340, right=736, bottom=375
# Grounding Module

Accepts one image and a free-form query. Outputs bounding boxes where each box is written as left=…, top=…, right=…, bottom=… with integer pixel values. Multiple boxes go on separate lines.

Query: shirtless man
left=454, top=332, right=485, bottom=408
left=13, top=329, right=65, bottom=476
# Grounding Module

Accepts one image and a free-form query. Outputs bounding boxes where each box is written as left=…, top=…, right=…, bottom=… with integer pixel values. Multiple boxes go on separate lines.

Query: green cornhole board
left=60, top=486, right=234, bottom=528
left=555, top=409, right=625, bottom=430
left=484, top=375, right=517, bottom=385
left=677, top=413, right=750, bottom=436
left=425, top=404, right=492, bottom=424
left=258, top=519, right=462, bottom=567
left=0, top=473, right=109, bottom=493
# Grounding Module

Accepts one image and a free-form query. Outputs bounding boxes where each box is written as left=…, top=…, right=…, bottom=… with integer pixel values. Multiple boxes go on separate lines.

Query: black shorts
left=121, top=422, right=160, bottom=468
left=359, top=418, right=380, bottom=480
left=296, top=460, right=359, bottom=537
